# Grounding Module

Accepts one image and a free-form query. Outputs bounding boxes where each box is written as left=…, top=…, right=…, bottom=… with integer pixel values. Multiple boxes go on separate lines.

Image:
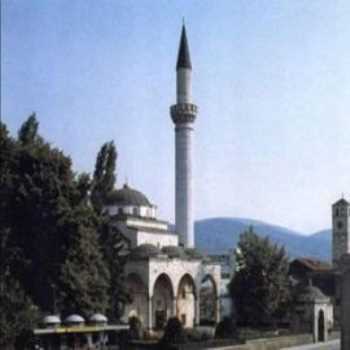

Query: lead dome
left=105, top=184, right=152, bottom=207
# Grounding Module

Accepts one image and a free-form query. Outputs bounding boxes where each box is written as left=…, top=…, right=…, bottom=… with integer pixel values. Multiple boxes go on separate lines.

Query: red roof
left=292, top=258, right=332, bottom=272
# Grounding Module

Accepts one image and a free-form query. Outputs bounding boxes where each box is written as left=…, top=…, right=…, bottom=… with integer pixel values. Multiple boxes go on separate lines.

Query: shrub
left=215, top=317, right=237, bottom=339
left=160, top=317, right=188, bottom=345
left=128, top=316, right=143, bottom=340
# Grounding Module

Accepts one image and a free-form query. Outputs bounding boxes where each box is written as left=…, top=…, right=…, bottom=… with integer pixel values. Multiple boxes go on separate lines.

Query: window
left=118, top=208, right=123, bottom=215
left=132, top=207, right=138, bottom=216
left=337, top=221, right=343, bottom=230
left=335, top=208, right=340, bottom=217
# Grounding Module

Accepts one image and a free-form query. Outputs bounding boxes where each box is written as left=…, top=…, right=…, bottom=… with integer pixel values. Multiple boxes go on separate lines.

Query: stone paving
left=282, top=339, right=340, bottom=350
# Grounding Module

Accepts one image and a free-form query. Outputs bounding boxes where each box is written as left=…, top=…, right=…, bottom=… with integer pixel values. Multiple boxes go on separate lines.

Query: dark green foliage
left=160, top=317, right=188, bottom=345
left=18, top=113, right=40, bottom=145
left=128, top=316, right=143, bottom=340
left=91, top=141, right=117, bottom=213
left=0, top=227, right=40, bottom=349
left=0, top=116, right=125, bottom=342
left=215, top=317, right=237, bottom=339
left=60, top=208, right=110, bottom=317
left=229, top=226, right=291, bottom=328
left=99, top=219, right=130, bottom=321
left=0, top=278, right=39, bottom=349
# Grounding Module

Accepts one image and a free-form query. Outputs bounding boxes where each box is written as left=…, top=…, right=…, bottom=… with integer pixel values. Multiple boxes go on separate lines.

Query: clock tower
left=332, top=198, right=350, bottom=267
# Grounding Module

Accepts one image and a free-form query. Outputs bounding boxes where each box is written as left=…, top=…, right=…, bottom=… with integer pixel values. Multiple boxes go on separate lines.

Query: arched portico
left=176, top=274, right=197, bottom=328
left=152, top=273, right=175, bottom=329
left=200, top=274, right=219, bottom=324
left=124, top=273, right=148, bottom=326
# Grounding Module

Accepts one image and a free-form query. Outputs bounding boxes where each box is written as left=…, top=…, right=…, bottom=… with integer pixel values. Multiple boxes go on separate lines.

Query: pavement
left=281, top=339, right=340, bottom=350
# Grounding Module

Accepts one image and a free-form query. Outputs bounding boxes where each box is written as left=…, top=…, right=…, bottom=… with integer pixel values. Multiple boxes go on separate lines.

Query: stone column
left=340, top=254, right=350, bottom=350
left=147, top=295, right=153, bottom=330
left=215, top=297, right=221, bottom=323
left=173, top=297, right=177, bottom=317
left=195, top=296, right=200, bottom=326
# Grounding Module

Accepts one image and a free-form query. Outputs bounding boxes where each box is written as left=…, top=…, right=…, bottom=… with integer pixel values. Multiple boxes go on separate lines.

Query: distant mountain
left=194, top=218, right=332, bottom=261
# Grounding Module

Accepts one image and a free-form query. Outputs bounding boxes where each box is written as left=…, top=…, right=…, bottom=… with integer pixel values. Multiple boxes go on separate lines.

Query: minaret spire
left=176, top=24, right=192, bottom=70
left=170, top=24, right=198, bottom=248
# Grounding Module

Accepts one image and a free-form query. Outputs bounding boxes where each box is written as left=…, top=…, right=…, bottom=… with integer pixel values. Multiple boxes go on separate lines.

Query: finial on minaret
left=176, top=23, right=192, bottom=70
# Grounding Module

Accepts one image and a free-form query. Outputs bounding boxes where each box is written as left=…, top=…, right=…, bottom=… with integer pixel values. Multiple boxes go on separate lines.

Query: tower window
left=337, top=221, right=343, bottom=230
left=335, top=208, right=340, bottom=217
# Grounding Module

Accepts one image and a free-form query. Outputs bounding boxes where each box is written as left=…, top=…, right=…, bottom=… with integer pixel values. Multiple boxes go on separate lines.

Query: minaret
left=170, top=25, right=198, bottom=248
left=332, top=197, right=350, bottom=267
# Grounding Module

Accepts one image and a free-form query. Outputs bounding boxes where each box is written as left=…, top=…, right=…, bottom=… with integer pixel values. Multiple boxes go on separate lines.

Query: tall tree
left=99, top=219, right=130, bottom=321
left=1, top=115, right=110, bottom=316
left=60, top=206, right=110, bottom=317
left=91, top=141, right=117, bottom=213
left=0, top=223, right=39, bottom=349
left=18, top=113, right=41, bottom=145
left=229, top=226, right=291, bottom=328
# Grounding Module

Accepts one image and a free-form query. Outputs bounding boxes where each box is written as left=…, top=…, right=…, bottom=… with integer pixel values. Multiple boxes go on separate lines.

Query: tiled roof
left=292, top=257, right=332, bottom=272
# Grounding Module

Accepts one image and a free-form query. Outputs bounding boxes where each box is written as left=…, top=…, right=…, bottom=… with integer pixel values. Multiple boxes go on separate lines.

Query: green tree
left=60, top=207, right=110, bottom=317
left=0, top=116, right=111, bottom=317
left=229, top=226, right=291, bottom=328
left=18, top=112, right=41, bottom=145
left=0, top=223, right=39, bottom=349
left=91, top=141, right=117, bottom=213
left=99, top=218, right=130, bottom=321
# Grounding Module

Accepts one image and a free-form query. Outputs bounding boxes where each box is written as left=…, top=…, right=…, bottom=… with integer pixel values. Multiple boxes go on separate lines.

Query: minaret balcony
left=170, top=103, right=198, bottom=124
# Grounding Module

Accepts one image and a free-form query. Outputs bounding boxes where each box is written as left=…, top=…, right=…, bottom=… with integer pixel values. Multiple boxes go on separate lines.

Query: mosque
left=103, top=25, right=221, bottom=330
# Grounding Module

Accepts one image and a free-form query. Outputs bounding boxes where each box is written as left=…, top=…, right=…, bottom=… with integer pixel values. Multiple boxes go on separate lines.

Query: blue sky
left=2, top=0, right=350, bottom=233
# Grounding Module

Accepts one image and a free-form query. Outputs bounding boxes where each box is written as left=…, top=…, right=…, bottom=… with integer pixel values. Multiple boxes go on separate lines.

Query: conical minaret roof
left=176, top=25, right=192, bottom=70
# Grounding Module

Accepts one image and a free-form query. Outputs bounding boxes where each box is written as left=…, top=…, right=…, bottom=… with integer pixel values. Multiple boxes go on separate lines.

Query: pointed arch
left=176, top=274, right=197, bottom=328
left=152, top=273, right=175, bottom=329
left=200, top=274, right=218, bottom=324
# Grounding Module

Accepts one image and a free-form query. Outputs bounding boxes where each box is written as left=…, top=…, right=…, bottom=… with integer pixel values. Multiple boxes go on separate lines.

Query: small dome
left=89, top=313, right=108, bottom=324
left=296, top=285, right=330, bottom=302
left=105, top=184, right=152, bottom=207
left=129, top=244, right=161, bottom=259
left=43, top=315, right=61, bottom=325
left=162, top=245, right=186, bottom=259
left=64, top=314, right=85, bottom=324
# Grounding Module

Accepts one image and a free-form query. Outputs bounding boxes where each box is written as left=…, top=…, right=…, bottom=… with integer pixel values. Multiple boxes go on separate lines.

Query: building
left=103, top=25, right=221, bottom=331
left=289, top=196, right=350, bottom=342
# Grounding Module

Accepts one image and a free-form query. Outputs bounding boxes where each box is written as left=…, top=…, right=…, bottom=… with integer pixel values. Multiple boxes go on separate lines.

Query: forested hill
left=194, top=218, right=332, bottom=261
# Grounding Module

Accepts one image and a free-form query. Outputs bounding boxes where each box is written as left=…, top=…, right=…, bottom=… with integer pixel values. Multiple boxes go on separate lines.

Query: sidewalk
left=282, top=339, right=340, bottom=350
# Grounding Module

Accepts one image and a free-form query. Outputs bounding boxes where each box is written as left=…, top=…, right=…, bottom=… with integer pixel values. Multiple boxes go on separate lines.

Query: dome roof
left=296, top=285, right=330, bottom=302
left=162, top=245, right=186, bottom=259
left=43, top=315, right=61, bottom=325
left=89, top=313, right=108, bottom=323
left=105, top=184, right=151, bottom=207
left=64, top=314, right=85, bottom=324
left=129, top=244, right=161, bottom=259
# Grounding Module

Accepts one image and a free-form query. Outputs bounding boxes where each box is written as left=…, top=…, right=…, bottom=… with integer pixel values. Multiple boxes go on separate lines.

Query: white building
left=104, top=25, right=221, bottom=331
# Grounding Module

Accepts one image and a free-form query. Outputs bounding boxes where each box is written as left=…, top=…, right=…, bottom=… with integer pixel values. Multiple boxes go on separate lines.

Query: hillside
left=195, top=218, right=332, bottom=261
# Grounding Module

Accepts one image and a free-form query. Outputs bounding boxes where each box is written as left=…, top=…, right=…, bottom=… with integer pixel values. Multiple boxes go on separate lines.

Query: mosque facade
left=103, top=26, right=221, bottom=330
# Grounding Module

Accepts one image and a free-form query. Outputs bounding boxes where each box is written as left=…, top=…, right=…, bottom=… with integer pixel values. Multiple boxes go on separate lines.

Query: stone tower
left=332, top=198, right=350, bottom=267
left=170, top=25, right=198, bottom=248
